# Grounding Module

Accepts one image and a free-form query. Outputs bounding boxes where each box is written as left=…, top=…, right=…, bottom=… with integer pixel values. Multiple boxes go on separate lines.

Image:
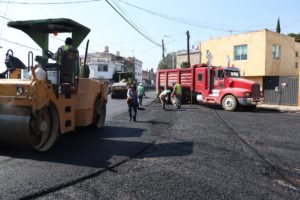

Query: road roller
left=0, top=18, right=107, bottom=151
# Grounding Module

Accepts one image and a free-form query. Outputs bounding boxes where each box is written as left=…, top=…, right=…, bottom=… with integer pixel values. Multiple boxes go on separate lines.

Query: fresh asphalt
left=0, top=91, right=299, bottom=199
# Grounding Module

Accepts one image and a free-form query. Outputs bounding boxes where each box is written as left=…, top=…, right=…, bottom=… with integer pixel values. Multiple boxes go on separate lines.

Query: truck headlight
left=16, top=86, right=24, bottom=95
left=244, top=92, right=251, bottom=97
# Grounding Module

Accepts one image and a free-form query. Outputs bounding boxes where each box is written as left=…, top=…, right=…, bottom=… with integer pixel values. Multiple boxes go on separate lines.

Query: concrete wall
left=176, top=51, right=200, bottom=68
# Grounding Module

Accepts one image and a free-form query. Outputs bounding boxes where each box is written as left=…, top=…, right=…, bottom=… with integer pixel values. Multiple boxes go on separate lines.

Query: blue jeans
left=128, top=103, right=137, bottom=120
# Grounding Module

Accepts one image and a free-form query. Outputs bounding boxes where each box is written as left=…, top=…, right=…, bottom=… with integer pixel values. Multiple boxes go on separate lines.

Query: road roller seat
left=5, top=54, right=27, bottom=72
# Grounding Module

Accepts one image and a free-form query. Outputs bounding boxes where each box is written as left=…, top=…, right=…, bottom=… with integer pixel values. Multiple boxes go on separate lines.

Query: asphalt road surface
left=0, top=93, right=300, bottom=200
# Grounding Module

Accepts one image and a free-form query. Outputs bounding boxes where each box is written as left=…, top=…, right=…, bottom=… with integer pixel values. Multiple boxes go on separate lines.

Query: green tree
left=288, top=32, right=300, bottom=42
left=276, top=18, right=281, bottom=33
left=158, top=53, right=176, bottom=69
left=180, top=61, right=190, bottom=68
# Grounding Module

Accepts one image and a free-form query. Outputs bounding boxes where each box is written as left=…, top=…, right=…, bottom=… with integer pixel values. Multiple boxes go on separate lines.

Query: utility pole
left=187, top=30, right=192, bottom=105
left=162, top=39, right=165, bottom=60
left=186, top=30, right=190, bottom=67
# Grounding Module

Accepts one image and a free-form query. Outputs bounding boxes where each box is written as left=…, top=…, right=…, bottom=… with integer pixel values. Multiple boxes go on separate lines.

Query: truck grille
left=252, top=84, right=260, bottom=98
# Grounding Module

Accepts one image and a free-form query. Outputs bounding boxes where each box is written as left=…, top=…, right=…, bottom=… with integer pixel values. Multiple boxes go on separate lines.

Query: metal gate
left=263, top=76, right=298, bottom=106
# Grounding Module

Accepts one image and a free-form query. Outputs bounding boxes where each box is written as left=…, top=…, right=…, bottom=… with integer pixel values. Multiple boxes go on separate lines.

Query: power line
left=110, top=0, right=160, bottom=49
left=0, top=14, right=11, bottom=21
left=0, top=37, right=41, bottom=51
left=105, top=0, right=161, bottom=47
left=0, top=0, right=101, bottom=5
left=116, top=0, right=276, bottom=32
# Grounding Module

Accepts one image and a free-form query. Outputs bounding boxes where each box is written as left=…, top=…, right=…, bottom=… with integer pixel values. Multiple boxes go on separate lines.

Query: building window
left=234, top=45, right=247, bottom=60
left=296, top=62, right=298, bottom=69
left=296, top=51, right=299, bottom=57
left=198, top=73, right=203, bottom=82
left=97, top=64, right=108, bottom=72
left=272, top=45, right=281, bottom=60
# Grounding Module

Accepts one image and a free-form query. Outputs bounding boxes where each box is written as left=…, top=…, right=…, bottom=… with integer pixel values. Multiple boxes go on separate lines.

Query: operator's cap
left=65, top=37, right=73, bottom=45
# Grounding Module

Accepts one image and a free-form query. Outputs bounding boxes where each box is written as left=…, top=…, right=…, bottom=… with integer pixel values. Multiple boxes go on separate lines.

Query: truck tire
left=222, top=95, right=237, bottom=111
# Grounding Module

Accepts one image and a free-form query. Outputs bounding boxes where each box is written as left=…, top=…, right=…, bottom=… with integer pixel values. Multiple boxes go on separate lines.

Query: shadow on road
left=135, top=120, right=169, bottom=125
left=0, top=126, right=193, bottom=168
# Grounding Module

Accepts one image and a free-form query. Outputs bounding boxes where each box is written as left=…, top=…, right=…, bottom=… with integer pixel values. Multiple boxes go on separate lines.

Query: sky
left=0, top=0, right=300, bottom=72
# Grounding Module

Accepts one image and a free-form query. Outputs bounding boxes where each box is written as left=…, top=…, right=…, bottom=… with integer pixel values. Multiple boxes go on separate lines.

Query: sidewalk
left=257, top=104, right=300, bottom=112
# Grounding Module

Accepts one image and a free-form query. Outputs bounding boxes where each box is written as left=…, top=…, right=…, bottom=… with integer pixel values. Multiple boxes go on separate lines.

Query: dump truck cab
left=0, top=18, right=107, bottom=151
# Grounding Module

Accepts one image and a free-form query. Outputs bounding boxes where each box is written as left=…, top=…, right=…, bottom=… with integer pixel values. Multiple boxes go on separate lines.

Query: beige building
left=199, top=29, right=300, bottom=88
left=176, top=29, right=300, bottom=105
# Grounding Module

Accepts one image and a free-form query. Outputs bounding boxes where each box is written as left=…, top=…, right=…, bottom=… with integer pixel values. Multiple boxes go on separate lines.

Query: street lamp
left=163, top=35, right=175, bottom=69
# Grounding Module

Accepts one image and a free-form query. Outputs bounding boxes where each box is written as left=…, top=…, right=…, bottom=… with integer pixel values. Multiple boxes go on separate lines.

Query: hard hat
left=139, top=83, right=143, bottom=86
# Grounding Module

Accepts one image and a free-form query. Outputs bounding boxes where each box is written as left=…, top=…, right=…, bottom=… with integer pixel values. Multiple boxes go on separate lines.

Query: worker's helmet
left=139, top=83, right=143, bottom=86
left=172, top=81, right=176, bottom=86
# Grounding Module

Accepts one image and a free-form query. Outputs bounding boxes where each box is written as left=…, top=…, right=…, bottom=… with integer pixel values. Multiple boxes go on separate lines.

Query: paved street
left=0, top=94, right=300, bottom=199
left=106, top=89, right=157, bottom=121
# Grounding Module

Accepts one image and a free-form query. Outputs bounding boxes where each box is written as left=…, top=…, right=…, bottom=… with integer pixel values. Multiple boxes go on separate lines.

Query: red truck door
left=195, top=67, right=207, bottom=93
left=213, top=69, right=225, bottom=90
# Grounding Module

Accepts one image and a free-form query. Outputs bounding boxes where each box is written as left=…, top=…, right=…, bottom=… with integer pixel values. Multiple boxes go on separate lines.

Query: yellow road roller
left=0, top=18, right=107, bottom=151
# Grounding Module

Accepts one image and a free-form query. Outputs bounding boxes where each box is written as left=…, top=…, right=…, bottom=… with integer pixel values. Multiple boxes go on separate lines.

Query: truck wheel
left=93, top=100, right=106, bottom=128
left=222, top=95, right=237, bottom=111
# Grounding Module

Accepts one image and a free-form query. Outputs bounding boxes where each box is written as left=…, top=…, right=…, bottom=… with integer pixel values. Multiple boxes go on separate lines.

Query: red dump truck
left=156, top=63, right=261, bottom=111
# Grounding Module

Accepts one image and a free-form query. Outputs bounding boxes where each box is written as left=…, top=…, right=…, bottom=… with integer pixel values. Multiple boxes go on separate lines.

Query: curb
left=257, top=104, right=300, bottom=113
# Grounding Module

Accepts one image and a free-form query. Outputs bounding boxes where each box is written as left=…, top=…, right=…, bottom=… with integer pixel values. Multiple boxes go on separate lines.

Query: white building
left=133, top=58, right=143, bottom=84
left=89, top=61, right=124, bottom=80
left=82, top=47, right=143, bottom=83
left=83, top=47, right=125, bottom=80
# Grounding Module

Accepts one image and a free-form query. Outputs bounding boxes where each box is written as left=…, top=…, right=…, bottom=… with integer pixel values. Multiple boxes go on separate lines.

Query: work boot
left=129, top=117, right=132, bottom=121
